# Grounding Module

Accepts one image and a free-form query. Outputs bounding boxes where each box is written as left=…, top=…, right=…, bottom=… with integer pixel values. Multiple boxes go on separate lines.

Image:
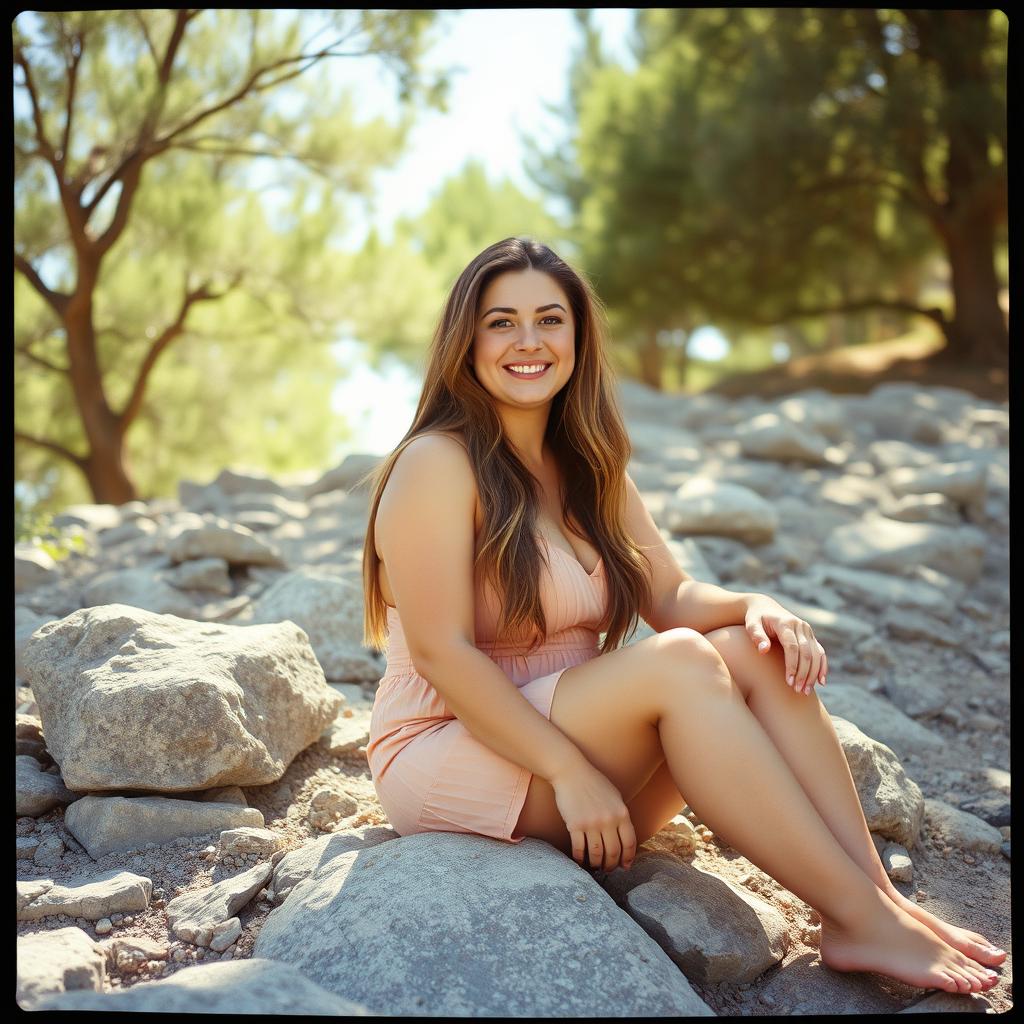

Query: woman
left=359, top=237, right=1004, bottom=995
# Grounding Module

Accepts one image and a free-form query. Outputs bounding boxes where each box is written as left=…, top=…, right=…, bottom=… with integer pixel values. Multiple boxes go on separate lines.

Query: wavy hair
left=358, top=236, right=653, bottom=658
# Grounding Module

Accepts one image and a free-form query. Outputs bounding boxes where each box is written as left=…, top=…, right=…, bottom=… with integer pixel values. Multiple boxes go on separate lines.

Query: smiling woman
left=353, top=235, right=1005, bottom=1002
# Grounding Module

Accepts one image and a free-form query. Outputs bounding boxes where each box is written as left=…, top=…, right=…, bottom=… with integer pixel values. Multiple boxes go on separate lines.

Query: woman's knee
left=643, top=626, right=735, bottom=694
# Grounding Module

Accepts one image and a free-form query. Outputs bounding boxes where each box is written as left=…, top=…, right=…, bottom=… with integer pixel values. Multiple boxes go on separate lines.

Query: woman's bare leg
left=514, top=628, right=997, bottom=994
left=701, top=624, right=1006, bottom=969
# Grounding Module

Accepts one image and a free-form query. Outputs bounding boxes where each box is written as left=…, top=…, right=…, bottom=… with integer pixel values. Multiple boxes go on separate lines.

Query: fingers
left=619, top=818, right=637, bottom=871
left=585, top=830, right=621, bottom=872
left=783, top=623, right=827, bottom=695
left=571, top=829, right=585, bottom=868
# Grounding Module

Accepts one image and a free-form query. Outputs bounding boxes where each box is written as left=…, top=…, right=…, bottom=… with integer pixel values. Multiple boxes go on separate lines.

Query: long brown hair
left=358, top=236, right=653, bottom=658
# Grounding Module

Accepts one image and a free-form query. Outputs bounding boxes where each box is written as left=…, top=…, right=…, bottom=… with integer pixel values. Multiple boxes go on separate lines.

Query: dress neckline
left=539, top=532, right=604, bottom=579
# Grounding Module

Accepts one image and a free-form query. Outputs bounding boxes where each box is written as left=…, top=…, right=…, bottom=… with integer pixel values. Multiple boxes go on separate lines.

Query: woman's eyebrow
left=480, top=303, right=567, bottom=319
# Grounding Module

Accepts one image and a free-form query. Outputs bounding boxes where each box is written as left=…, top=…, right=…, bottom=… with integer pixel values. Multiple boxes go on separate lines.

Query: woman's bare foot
left=819, top=897, right=1000, bottom=994
left=880, top=885, right=1007, bottom=968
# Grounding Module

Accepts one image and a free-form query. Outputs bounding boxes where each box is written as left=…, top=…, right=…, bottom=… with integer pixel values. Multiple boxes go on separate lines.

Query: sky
left=319, top=8, right=729, bottom=459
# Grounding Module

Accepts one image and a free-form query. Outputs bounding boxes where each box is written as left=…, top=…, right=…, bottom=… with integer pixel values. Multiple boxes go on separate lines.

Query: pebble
left=96, top=918, right=113, bottom=935
left=172, top=948, right=186, bottom=962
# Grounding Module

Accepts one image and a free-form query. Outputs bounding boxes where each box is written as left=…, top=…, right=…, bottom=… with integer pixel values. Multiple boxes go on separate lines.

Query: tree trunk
left=637, top=328, right=665, bottom=390
left=936, top=210, right=1008, bottom=368
left=64, top=273, right=137, bottom=504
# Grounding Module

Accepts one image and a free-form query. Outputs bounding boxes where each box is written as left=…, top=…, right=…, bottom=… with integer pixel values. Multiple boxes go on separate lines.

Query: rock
left=607, top=855, right=790, bottom=984
left=17, top=927, right=106, bottom=1009
left=245, top=568, right=383, bottom=682
left=270, top=825, right=397, bottom=904
left=52, top=503, right=122, bottom=532
left=15, top=545, right=60, bottom=592
left=819, top=685, right=944, bottom=759
left=319, top=715, right=370, bottom=756
left=900, top=991, right=994, bottom=1013
left=82, top=565, right=199, bottom=617
left=255, top=833, right=712, bottom=1016
left=879, top=676, right=947, bottom=720
left=304, top=453, right=383, bottom=499
left=652, top=813, right=699, bottom=856
left=197, top=786, right=248, bottom=806
left=164, top=557, right=233, bottom=594
left=880, top=492, right=962, bottom=526
left=16, top=755, right=78, bottom=817
left=829, top=717, right=925, bottom=848
left=823, top=515, right=987, bottom=585
left=209, top=917, right=243, bottom=952
left=883, top=606, right=959, bottom=646
left=884, top=461, right=987, bottom=508
left=17, top=870, right=151, bottom=922
left=33, top=958, right=370, bottom=1014
left=65, top=795, right=264, bottom=859
left=97, top=517, right=159, bottom=548
left=218, top=826, right=283, bottom=858
left=307, top=787, right=358, bottom=831
left=98, top=935, right=169, bottom=972
left=663, top=477, right=778, bottom=545
left=734, top=411, right=834, bottom=464
left=17, top=835, right=40, bottom=860
left=817, top=564, right=951, bottom=618
left=165, top=861, right=272, bottom=947
left=34, top=833, right=66, bottom=867
left=923, top=799, right=1004, bottom=853
left=958, top=792, right=1011, bottom=828
left=882, top=843, right=914, bottom=883
left=167, top=517, right=285, bottom=568
left=22, top=604, right=342, bottom=792
left=16, top=607, right=54, bottom=678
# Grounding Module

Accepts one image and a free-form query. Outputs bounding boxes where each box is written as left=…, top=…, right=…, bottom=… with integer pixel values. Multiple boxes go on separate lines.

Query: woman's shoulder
left=409, top=429, right=470, bottom=455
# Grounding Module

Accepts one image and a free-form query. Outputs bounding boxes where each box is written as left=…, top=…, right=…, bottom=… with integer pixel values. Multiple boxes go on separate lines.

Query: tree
left=530, top=9, right=1007, bottom=389
left=14, top=9, right=451, bottom=505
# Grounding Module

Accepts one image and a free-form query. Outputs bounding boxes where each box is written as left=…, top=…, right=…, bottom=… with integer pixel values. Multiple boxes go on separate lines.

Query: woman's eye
left=488, top=316, right=563, bottom=328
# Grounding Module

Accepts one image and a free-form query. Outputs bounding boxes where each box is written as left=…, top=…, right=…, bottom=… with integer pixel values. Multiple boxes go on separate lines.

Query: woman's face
left=470, top=268, right=576, bottom=408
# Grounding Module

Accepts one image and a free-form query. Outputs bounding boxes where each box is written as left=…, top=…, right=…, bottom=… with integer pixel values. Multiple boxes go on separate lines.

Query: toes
left=948, top=968, right=973, bottom=993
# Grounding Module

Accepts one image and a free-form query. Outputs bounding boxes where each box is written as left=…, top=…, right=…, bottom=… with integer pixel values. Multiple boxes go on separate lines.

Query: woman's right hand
left=551, top=762, right=637, bottom=872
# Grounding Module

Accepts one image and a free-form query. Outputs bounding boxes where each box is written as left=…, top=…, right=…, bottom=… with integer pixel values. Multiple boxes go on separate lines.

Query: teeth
left=507, top=364, right=548, bottom=374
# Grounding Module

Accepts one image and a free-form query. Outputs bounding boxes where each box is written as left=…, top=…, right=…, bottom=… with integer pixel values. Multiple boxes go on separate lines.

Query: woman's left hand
left=743, top=594, right=828, bottom=695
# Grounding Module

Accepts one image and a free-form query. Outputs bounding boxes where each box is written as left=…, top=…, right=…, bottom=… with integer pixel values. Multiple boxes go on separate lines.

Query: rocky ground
left=15, top=375, right=1011, bottom=1014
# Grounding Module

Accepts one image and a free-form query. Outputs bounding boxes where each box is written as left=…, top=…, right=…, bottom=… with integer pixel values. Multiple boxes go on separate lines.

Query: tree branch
left=749, top=296, right=947, bottom=328
left=117, top=271, right=244, bottom=432
left=15, top=430, right=86, bottom=468
left=59, top=25, right=85, bottom=167
left=14, top=254, right=71, bottom=317
left=13, top=45, right=57, bottom=165
left=16, top=343, right=70, bottom=375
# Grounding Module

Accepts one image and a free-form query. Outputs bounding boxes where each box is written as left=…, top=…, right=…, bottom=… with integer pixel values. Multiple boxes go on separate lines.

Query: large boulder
left=32, top=959, right=370, bottom=1014
left=21, top=604, right=342, bottom=792
left=244, top=568, right=383, bottom=682
left=819, top=685, right=944, bottom=759
left=254, top=833, right=713, bottom=1017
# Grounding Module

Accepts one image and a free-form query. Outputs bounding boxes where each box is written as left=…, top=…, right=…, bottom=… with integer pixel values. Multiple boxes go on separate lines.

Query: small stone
left=172, top=948, right=187, bottom=962
left=123, top=915, right=134, bottom=925
left=110, top=912, right=123, bottom=924
left=95, top=917, right=113, bottom=934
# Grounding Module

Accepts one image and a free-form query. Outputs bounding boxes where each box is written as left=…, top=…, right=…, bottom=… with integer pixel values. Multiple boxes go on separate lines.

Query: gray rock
left=881, top=676, right=948, bottom=720
left=65, top=795, right=264, bottom=859
left=254, top=833, right=713, bottom=1016
left=829, top=717, right=925, bottom=848
left=304, top=452, right=383, bottom=499
left=17, top=926, right=105, bottom=1009
left=319, top=715, right=370, bottom=756
left=900, top=991, right=994, bottom=1013
left=15, top=606, right=54, bottom=679
left=958, top=793, right=1010, bottom=829
left=245, top=568, right=382, bottom=682
left=16, top=755, right=78, bottom=817
left=15, top=545, right=59, bottom=592
left=882, top=843, right=914, bottom=883
left=165, top=861, right=273, bottom=947
left=18, top=870, right=151, bottom=922
left=165, top=556, right=233, bottom=594
left=98, top=517, right=159, bottom=548
left=624, top=861, right=789, bottom=984
left=883, top=606, right=959, bottom=646
left=735, top=411, right=834, bottom=464
left=82, top=565, right=198, bottom=617
left=923, top=799, right=1004, bottom=853
left=219, top=826, right=283, bottom=858
left=884, top=460, right=987, bottom=507
left=168, top=516, right=285, bottom=567
left=22, top=604, right=341, bottom=792
left=33, top=958, right=370, bottom=1014
left=824, top=515, right=986, bottom=584
left=880, top=491, right=962, bottom=526
left=270, top=824, right=397, bottom=904
left=664, top=477, right=778, bottom=545
left=819, top=684, right=944, bottom=758
left=817, top=564, right=950, bottom=618
left=52, top=503, right=122, bottom=532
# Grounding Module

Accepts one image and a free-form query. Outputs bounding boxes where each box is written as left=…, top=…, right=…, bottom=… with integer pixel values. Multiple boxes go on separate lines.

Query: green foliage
left=14, top=9, right=451, bottom=515
left=14, top=499, right=88, bottom=561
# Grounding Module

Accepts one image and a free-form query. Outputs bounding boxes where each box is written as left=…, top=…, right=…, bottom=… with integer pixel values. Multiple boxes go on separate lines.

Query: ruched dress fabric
left=367, top=535, right=607, bottom=844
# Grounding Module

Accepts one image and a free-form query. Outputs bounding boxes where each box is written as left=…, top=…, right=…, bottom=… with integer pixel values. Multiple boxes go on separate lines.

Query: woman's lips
left=503, top=364, right=551, bottom=380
